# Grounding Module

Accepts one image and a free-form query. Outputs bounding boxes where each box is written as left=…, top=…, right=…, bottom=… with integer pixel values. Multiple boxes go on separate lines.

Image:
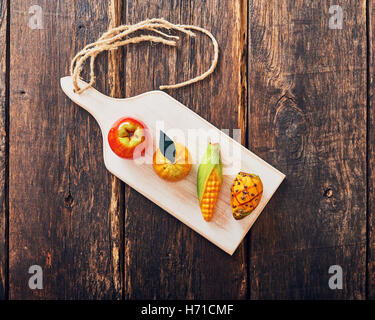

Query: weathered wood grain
left=107, top=0, right=125, bottom=299
left=368, top=0, right=375, bottom=300
left=0, top=0, right=7, bottom=300
left=9, top=0, right=122, bottom=299
left=6, top=0, right=370, bottom=300
left=248, top=0, right=367, bottom=299
left=123, top=0, right=248, bottom=298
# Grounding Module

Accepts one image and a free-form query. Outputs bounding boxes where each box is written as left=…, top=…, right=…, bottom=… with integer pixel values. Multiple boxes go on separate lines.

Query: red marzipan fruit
left=108, top=117, right=149, bottom=159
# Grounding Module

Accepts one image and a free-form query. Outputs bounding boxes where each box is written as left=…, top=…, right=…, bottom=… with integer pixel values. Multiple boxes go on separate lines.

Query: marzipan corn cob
left=197, top=143, right=223, bottom=221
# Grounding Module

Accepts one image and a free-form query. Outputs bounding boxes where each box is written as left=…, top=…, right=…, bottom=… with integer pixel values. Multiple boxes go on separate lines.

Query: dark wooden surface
left=369, top=0, right=375, bottom=300
left=0, top=0, right=373, bottom=299
left=9, top=0, right=121, bottom=299
left=248, top=0, right=367, bottom=299
left=0, top=0, right=7, bottom=300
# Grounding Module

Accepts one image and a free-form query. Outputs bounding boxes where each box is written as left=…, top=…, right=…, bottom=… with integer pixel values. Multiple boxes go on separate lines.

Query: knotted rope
left=70, top=18, right=219, bottom=94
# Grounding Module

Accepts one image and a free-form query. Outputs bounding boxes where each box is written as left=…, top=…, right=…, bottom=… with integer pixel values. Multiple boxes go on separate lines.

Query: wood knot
left=323, top=188, right=333, bottom=198
left=274, top=95, right=306, bottom=160
left=319, top=185, right=344, bottom=215
left=64, top=194, right=74, bottom=208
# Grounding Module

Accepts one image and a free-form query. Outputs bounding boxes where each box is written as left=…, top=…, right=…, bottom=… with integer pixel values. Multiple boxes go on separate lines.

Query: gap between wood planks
left=107, top=0, right=126, bottom=300
left=4, top=0, right=10, bottom=300
left=365, top=0, right=373, bottom=299
left=237, top=0, right=251, bottom=301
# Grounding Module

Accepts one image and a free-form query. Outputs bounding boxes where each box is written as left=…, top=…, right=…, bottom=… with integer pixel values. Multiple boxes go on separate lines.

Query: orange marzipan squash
left=153, top=142, right=192, bottom=182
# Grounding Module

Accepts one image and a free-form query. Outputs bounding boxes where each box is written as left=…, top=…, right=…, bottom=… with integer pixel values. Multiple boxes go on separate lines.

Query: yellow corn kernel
left=199, top=170, right=222, bottom=221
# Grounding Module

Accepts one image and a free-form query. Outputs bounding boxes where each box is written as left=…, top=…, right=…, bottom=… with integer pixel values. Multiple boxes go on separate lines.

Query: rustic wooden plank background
left=0, top=0, right=372, bottom=299
left=368, top=0, right=375, bottom=299
left=0, top=0, right=8, bottom=300
left=9, top=0, right=122, bottom=299
left=248, top=0, right=367, bottom=299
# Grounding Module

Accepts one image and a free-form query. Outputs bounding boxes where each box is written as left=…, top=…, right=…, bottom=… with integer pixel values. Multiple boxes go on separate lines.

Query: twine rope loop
left=70, top=18, right=219, bottom=94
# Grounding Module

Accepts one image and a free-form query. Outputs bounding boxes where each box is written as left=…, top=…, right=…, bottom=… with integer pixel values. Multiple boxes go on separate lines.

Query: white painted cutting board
left=60, top=76, right=285, bottom=255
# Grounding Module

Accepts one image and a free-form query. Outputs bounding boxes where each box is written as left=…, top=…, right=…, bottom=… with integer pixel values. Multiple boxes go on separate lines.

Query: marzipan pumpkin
left=231, top=172, right=263, bottom=220
left=153, top=142, right=192, bottom=182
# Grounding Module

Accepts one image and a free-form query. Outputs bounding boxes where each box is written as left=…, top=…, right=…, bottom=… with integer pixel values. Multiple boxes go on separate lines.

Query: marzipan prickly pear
left=231, top=172, right=263, bottom=220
